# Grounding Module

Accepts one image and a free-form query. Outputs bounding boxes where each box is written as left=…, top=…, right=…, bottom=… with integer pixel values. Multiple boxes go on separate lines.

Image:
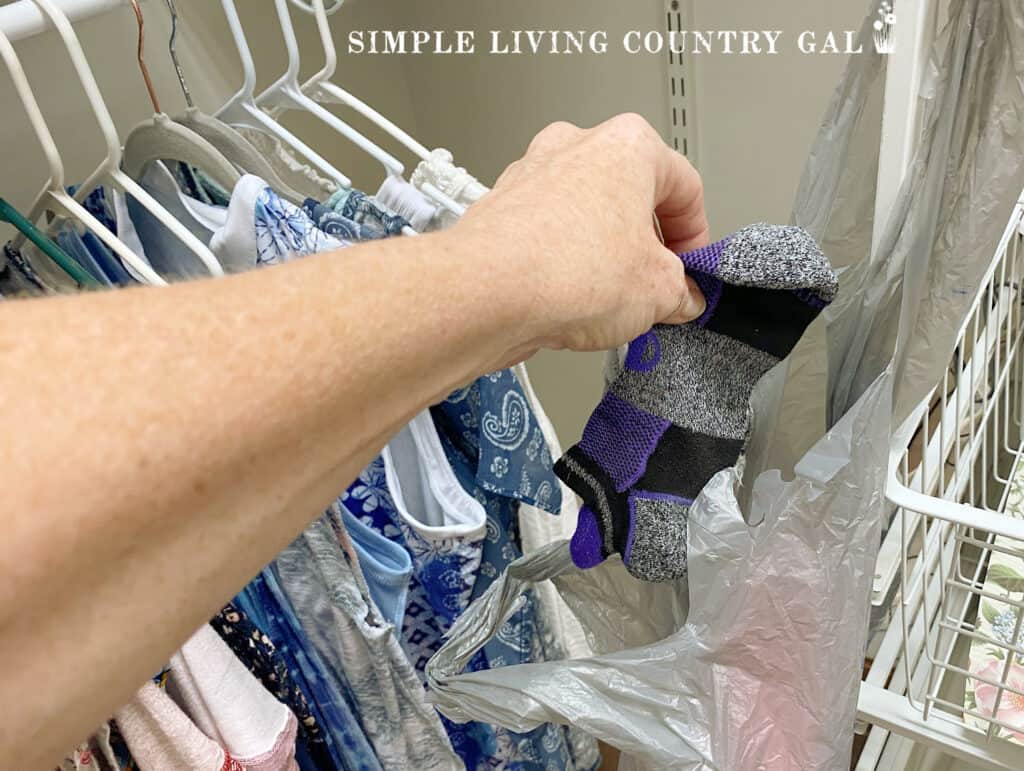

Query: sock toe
left=570, top=505, right=606, bottom=569
left=713, top=224, right=838, bottom=300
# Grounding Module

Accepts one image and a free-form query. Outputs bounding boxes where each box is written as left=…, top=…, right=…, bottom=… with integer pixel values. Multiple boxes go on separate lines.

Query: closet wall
left=0, top=0, right=872, bottom=441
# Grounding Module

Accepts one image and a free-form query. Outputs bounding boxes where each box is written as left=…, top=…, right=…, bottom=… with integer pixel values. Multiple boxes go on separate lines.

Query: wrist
left=442, top=218, right=553, bottom=359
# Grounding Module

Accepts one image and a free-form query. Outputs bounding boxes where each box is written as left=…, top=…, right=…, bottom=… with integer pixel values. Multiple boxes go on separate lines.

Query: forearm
left=0, top=226, right=529, bottom=768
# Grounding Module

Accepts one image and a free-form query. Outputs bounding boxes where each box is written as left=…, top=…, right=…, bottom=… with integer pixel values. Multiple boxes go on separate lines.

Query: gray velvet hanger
left=161, top=0, right=308, bottom=205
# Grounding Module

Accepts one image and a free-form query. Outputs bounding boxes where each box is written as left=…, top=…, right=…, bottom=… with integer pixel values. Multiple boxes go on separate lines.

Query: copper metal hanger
left=129, top=0, right=160, bottom=113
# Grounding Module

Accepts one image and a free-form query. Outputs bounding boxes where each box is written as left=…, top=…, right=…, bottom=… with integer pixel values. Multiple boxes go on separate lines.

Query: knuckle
left=546, top=120, right=577, bottom=134
left=494, top=159, right=521, bottom=185
left=604, top=113, right=660, bottom=156
left=611, top=112, right=654, bottom=137
left=529, top=121, right=579, bottom=152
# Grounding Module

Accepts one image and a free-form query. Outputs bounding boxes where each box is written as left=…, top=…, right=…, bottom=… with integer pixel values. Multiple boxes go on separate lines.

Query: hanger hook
left=164, top=0, right=193, bottom=108
left=129, top=0, right=161, bottom=113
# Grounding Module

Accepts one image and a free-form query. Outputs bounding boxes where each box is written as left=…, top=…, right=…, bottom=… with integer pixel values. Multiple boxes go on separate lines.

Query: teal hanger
left=0, top=197, right=100, bottom=289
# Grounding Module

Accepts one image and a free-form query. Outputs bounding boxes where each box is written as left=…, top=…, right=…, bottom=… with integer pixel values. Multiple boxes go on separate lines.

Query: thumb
left=654, top=247, right=706, bottom=324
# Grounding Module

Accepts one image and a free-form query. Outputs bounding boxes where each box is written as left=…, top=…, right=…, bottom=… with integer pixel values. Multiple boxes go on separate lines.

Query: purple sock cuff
left=624, top=491, right=693, bottom=565
left=570, top=506, right=606, bottom=569
left=680, top=237, right=729, bottom=328
left=577, top=391, right=671, bottom=492
left=679, top=236, right=730, bottom=275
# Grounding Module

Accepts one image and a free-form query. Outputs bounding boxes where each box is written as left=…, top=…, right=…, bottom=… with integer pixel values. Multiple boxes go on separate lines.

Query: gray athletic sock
left=554, top=224, right=838, bottom=582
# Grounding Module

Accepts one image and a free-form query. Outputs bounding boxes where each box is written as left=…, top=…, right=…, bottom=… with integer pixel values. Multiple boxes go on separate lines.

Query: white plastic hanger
left=0, top=10, right=165, bottom=286
left=216, top=0, right=350, bottom=190
left=293, top=0, right=427, bottom=160
left=256, top=0, right=424, bottom=236
left=287, top=0, right=344, bottom=13
left=120, top=0, right=241, bottom=192
left=291, top=0, right=467, bottom=217
left=24, top=0, right=223, bottom=278
left=256, top=0, right=406, bottom=182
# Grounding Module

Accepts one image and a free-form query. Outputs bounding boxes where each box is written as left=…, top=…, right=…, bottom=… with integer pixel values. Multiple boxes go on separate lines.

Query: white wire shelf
left=857, top=194, right=1024, bottom=770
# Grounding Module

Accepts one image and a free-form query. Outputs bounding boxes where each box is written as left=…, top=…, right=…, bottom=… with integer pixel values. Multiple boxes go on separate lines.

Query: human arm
left=0, top=113, right=708, bottom=768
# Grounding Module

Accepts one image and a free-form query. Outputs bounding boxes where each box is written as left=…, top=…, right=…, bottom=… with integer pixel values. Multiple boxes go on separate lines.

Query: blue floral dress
left=343, top=368, right=599, bottom=771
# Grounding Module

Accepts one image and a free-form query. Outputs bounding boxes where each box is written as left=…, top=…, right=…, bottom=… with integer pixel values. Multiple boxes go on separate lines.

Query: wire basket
left=857, top=196, right=1024, bottom=770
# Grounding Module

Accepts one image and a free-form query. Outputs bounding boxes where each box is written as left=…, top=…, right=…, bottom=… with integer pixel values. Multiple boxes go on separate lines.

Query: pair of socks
left=554, top=224, right=838, bottom=583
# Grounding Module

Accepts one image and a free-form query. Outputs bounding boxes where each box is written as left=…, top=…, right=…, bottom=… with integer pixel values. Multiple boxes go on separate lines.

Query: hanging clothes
left=407, top=150, right=589, bottom=660
left=114, top=681, right=244, bottom=771
left=320, top=188, right=409, bottom=239
left=343, top=378, right=598, bottom=771
left=344, top=448, right=597, bottom=771
left=209, top=603, right=328, bottom=769
left=381, top=411, right=488, bottom=637
left=68, top=156, right=587, bottom=769
left=211, top=176, right=349, bottom=268
left=196, top=171, right=459, bottom=769
left=99, top=164, right=344, bottom=277
left=334, top=505, right=413, bottom=633
left=235, top=571, right=382, bottom=771
left=434, top=388, right=599, bottom=771
left=55, top=225, right=113, bottom=287
left=342, top=456, right=458, bottom=672
left=302, top=198, right=380, bottom=242
left=276, top=514, right=461, bottom=770
left=0, top=243, right=48, bottom=298
left=168, top=624, right=301, bottom=771
left=111, top=162, right=229, bottom=279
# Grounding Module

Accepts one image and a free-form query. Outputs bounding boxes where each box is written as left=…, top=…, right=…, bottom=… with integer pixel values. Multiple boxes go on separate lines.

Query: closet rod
left=0, top=0, right=122, bottom=43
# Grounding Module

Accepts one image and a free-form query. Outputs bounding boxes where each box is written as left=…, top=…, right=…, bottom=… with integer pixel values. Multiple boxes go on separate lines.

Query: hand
left=455, top=113, right=710, bottom=353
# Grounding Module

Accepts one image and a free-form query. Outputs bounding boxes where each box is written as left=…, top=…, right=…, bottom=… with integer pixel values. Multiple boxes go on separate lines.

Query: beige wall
left=689, top=0, right=870, bottom=236
left=0, top=0, right=870, bottom=444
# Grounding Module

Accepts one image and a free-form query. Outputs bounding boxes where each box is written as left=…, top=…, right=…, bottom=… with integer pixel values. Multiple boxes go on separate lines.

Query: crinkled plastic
left=426, top=1, right=1024, bottom=768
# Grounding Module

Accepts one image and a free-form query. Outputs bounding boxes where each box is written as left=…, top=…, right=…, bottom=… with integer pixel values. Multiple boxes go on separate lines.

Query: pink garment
left=170, top=624, right=298, bottom=771
left=57, top=738, right=104, bottom=771
left=114, top=681, right=243, bottom=771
